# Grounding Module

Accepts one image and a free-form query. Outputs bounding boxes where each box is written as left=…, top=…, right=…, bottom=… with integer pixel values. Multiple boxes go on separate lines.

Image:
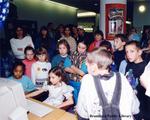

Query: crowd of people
left=1, top=23, right=150, bottom=120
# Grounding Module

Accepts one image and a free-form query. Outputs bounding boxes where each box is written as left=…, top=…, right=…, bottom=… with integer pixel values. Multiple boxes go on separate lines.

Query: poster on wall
left=106, top=4, right=126, bottom=40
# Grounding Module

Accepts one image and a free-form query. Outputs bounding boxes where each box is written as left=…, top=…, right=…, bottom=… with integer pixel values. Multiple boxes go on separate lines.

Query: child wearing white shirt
left=31, top=47, right=51, bottom=88
left=26, top=67, right=74, bottom=108
left=77, top=48, right=139, bottom=120
left=10, top=26, right=34, bottom=60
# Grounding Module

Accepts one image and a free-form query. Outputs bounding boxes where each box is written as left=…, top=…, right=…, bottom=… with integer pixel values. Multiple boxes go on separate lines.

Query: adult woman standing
left=59, top=25, right=77, bottom=53
left=10, top=25, right=34, bottom=60
left=36, top=26, right=56, bottom=59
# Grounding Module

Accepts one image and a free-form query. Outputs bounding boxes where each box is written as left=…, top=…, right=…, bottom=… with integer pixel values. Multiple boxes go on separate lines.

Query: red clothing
left=88, top=40, right=101, bottom=52
left=22, top=59, right=36, bottom=79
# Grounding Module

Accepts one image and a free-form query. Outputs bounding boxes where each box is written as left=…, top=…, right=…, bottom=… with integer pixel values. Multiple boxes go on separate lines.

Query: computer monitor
left=0, top=78, right=27, bottom=120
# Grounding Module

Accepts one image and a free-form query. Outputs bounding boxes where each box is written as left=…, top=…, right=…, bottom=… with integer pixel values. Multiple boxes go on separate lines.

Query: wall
left=133, top=1, right=150, bottom=30
left=95, top=14, right=99, bottom=29
left=13, top=0, right=77, bottom=29
left=0, top=24, right=5, bottom=38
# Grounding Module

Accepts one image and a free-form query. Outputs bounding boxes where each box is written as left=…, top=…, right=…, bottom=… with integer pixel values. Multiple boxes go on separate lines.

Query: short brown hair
left=115, top=34, right=128, bottom=42
left=125, top=41, right=141, bottom=49
left=57, top=39, right=70, bottom=54
left=87, top=48, right=113, bottom=70
left=36, top=47, right=49, bottom=62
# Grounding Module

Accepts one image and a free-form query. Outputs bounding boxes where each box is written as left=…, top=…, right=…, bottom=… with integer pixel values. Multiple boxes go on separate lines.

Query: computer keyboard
left=27, top=99, right=53, bottom=117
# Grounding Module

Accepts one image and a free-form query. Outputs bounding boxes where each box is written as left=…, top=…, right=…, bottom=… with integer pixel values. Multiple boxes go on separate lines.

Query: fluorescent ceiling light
left=84, top=27, right=93, bottom=31
left=126, top=21, right=131, bottom=24
left=77, top=12, right=96, bottom=17
left=43, top=0, right=77, bottom=9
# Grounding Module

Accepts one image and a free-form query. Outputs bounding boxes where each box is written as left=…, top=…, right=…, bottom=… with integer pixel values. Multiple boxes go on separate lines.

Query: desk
left=57, top=112, right=77, bottom=120
left=28, top=98, right=77, bottom=120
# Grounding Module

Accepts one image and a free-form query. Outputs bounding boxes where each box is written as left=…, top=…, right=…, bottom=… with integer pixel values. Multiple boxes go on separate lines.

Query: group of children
left=113, top=35, right=150, bottom=120
left=77, top=48, right=140, bottom=120
left=8, top=38, right=89, bottom=109
left=5, top=30, right=150, bottom=119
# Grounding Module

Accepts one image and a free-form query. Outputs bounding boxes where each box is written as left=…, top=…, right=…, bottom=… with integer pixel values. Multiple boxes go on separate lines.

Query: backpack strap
left=93, top=72, right=121, bottom=107
left=111, top=72, right=122, bottom=106
left=93, top=75, right=108, bottom=107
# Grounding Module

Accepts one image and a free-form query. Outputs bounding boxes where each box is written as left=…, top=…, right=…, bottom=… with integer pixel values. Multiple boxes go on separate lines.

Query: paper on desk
left=27, top=99, right=53, bottom=117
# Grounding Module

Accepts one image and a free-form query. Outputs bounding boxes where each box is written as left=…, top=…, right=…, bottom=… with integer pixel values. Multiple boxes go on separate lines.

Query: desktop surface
left=28, top=98, right=77, bottom=120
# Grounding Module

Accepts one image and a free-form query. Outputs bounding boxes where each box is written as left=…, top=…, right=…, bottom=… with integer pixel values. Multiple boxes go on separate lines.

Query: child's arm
left=51, top=56, right=57, bottom=68
left=71, top=65, right=85, bottom=77
left=71, top=62, right=87, bottom=77
left=140, top=62, right=150, bottom=95
left=142, top=47, right=150, bottom=52
left=25, top=76, right=36, bottom=93
left=64, top=67, right=76, bottom=74
left=140, top=66, right=150, bottom=97
left=64, top=57, right=76, bottom=74
left=25, top=89, right=44, bottom=98
left=31, top=64, right=36, bottom=85
left=56, top=96, right=74, bottom=109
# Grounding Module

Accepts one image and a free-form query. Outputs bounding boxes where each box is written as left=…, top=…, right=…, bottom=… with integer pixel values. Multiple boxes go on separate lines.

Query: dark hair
left=64, top=25, right=71, bottom=36
left=130, top=27, right=137, bottom=33
left=57, top=24, right=64, bottom=29
left=12, top=61, right=25, bottom=75
left=24, top=46, right=35, bottom=55
left=39, top=26, right=49, bottom=37
left=15, top=25, right=26, bottom=38
left=115, top=34, right=128, bottom=42
left=125, top=41, right=141, bottom=49
left=48, top=67, right=68, bottom=85
left=77, top=40, right=87, bottom=50
left=72, top=25, right=77, bottom=28
left=36, top=47, right=49, bottom=62
left=40, top=26, right=48, bottom=32
left=57, top=39, right=70, bottom=54
left=99, top=40, right=112, bottom=52
left=94, top=30, right=104, bottom=39
left=64, top=25, right=71, bottom=30
left=78, top=40, right=87, bottom=46
left=47, top=22, right=53, bottom=27
left=71, top=25, right=78, bottom=36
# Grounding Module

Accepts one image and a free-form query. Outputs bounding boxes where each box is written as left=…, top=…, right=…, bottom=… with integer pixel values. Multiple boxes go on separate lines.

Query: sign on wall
left=105, top=4, right=126, bottom=40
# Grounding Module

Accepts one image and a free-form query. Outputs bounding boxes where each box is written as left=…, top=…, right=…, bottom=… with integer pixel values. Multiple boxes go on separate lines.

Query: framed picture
left=105, top=4, right=126, bottom=40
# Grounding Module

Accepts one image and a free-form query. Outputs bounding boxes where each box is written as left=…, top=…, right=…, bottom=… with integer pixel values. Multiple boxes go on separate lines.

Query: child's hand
left=74, top=105, right=77, bottom=112
left=17, top=48, right=23, bottom=51
left=25, top=89, right=44, bottom=98
left=133, top=89, right=138, bottom=95
left=42, top=81, right=48, bottom=91
left=56, top=105, right=61, bottom=108
left=140, top=71, right=150, bottom=89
